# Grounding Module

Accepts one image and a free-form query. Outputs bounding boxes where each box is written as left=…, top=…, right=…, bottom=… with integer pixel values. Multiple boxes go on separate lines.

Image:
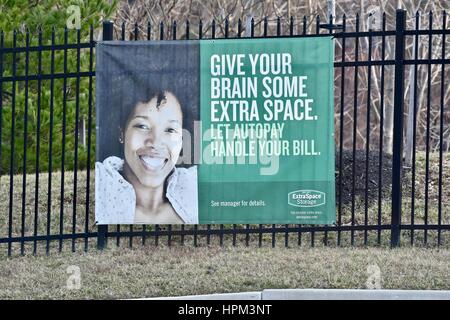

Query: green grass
left=0, top=246, right=448, bottom=299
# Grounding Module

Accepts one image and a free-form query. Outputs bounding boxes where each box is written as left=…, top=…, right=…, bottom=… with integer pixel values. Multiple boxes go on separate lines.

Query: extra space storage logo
left=288, top=190, right=326, bottom=207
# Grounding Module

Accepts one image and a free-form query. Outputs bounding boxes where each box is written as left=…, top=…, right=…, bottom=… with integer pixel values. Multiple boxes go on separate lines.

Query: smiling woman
left=95, top=89, right=198, bottom=224
left=95, top=41, right=200, bottom=225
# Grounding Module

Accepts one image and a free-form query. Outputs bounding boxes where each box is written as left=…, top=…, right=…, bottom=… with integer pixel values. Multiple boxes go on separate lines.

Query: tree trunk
left=404, top=37, right=416, bottom=166
left=384, top=41, right=395, bottom=155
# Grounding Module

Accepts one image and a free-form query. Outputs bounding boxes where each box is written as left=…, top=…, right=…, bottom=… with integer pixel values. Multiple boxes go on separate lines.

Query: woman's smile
left=139, top=154, right=168, bottom=172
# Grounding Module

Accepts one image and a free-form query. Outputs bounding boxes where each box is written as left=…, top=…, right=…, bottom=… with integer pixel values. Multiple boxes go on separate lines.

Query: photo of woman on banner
left=95, top=41, right=200, bottom=225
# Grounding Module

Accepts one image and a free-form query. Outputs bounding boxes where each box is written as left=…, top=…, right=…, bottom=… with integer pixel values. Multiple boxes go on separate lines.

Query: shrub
left=0, top=0, right=117, bottom=174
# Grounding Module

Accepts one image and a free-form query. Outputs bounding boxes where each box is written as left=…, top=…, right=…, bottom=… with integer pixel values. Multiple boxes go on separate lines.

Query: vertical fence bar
left=8, top=30, right=17, bottom=257
left=410, top=12, right=419, bottom=245
left=186, top=19, right=189, bottom=37
left=377, top=13, right=386, bottom=245
left=130, top=23, right=140, bottom=248
left=303, top=16, right=307, bottom=35
left=224, top=17, right=230, bottom=39
left=167, top=20, right=178, bottom=247
left=310, top=15, right=324, bottom=247
left=324, top=13, right=333, bottom=246
left=128, top=23, right=138, bottom=248
left=116, top=22, right=126, bottom=247
left=46, top=28, right=55, bottom=254
left=133, top=22, right=141, bottom=246
left=134, top=22, right=138, bottom=41
left=259, top=15, right=264, bottom=247
left=167, top=225, right=172, bottom=247
left=250, top=17, right=254, bottom=38
left=20, top=30, right=30, bottom=255
left=85, top=25, right=94, bottom=252
left=59, top=27, right=68, bottom=252
left=287, top=15, right=296, bottom=248
left=338, top=14, right=346, bottom=246
left=263, top=17, right=268, bottom=37
left=194, top=19, right=202, bottom=247
left=97, top=21, right=114, bottom=250
left=271, top=224, right=275, bottom=248
left=259, top=17, right=266, bottom=247
left=232, top=20, right=238, bottom=247
left=220, top=19, right=228, bottom=247
left=245, top=18, right=254, bottom=248
left=437, top=11, right=446, bottom=246
left=225, top=18, right=229, bottom=39
left=33, top=28, right=43, bottom=255
left=193, top=223, right=198, bottom=247
left=391, top=9, right=406, bottom=248
left=238, top=18, right=242, bottom=38
left=423, top=11, right=433, bottom=245
left=0, top=31, right=3, bottom=202
left=206, top=20, right=215, bottom=247
left=155, top=225, right=159, bottom=246
left=277, top=15, right=288, bottom=248
left=0, top=31, right=3, bottom=180
left=290, top=16, right=294, bottom=35
left=0, top=31, right=3, bottom=176
left=311, top=15, right=321, bottom=247
left=298, top=15, right=307, bottom=247
left=316, top=15, right=320, bottom=34
left=180, top=19, right=189, bottom=246
left=289, top=16, right=302, bottom=246
left=284, top=225, right=289, bottom=248
left=265, top=17, right=281, bottom=248
left=364, top=17, right=373, bottom=246
left=72, top=28, right=81, bottom=252
left=277, top=17, right=281, bottom=36
left=351, top=14, right=360, bottom=246
left=207, top=19, right=215, bottom=244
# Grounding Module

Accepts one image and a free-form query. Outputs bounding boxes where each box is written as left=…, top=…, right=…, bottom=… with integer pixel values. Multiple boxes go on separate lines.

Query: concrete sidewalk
left=145, top=289, right=450, bottom=300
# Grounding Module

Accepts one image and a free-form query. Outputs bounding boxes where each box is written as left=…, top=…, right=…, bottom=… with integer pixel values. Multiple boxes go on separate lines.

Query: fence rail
left=0, top=10, right=449, bottom=256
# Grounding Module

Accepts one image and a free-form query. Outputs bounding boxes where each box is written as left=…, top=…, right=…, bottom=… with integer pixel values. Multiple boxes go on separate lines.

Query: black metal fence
left=0, top=9, right=449, bottom=256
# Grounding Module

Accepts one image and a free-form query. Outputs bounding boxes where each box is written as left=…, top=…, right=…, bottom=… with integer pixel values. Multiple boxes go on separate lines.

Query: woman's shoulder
left=95, top=156, right=135, bottom=224
left=166, top=165, right=198, bottom=224
left=96, top=156, right=124, bottom=172
left=171, top=165, right=197, bottom=194
left=175, top=165, right=197, bottom=179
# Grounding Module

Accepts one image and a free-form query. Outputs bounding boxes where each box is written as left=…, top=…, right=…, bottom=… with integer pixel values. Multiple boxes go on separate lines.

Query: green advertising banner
left=199, top=37, right=335, bottom=224
left=95, top=37, right=335, bottom=225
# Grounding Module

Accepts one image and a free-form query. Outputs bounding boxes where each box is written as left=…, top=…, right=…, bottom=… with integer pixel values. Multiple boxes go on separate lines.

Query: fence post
left=97, top=20, right=114, bottom=250
left=391, top=9, right=406, bottom=247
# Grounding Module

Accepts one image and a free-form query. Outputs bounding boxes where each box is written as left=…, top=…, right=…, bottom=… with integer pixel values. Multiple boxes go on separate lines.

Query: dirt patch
left=336, top=150, right=393, bottom=206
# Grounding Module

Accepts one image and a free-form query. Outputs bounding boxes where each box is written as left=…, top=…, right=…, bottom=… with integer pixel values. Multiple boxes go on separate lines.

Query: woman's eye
left=134, top=124, right=149, bottom=130
left=166, top=128, right=178, bottom=133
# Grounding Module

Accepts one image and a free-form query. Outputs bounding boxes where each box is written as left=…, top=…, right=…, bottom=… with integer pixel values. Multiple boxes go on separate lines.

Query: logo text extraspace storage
left=288, top=190, right=326, bottom=207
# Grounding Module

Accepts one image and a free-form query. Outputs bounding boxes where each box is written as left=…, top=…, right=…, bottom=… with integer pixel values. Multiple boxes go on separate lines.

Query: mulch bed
left=336, top=150, right=394, bottom=206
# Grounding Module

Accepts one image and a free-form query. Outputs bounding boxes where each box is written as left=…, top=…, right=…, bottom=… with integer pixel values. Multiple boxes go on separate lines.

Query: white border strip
left=141, top=289, right=450, bottom=300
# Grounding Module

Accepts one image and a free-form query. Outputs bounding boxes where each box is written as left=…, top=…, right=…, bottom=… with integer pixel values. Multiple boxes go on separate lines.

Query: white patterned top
left=95, top=156, right=198, bottom=224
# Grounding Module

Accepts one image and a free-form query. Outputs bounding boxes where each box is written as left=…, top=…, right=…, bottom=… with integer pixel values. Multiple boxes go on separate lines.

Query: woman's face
left=123, top=92, right=183, bottom=188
